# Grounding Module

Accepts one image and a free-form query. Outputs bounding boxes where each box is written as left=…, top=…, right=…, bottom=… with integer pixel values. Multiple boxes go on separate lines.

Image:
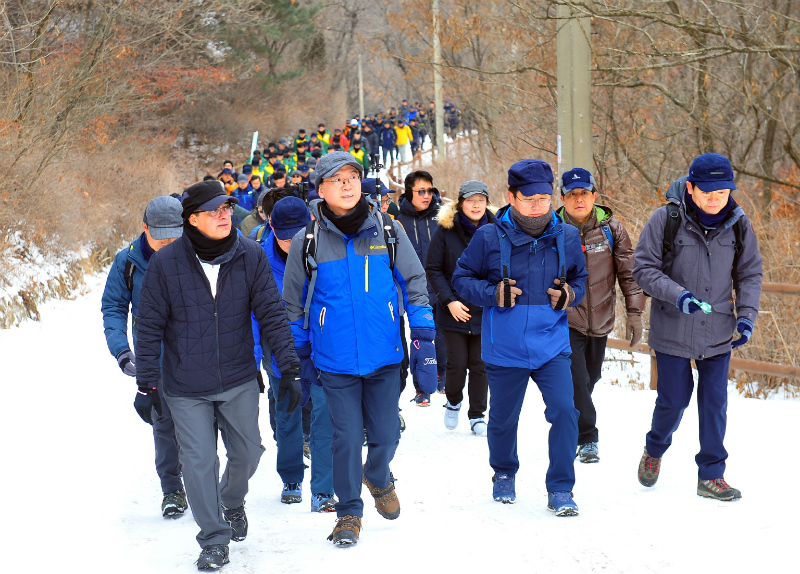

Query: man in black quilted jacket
left=136, top=180, right=300, bottom=571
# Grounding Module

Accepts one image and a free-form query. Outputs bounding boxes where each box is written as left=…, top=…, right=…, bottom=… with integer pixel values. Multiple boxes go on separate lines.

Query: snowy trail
left=4, top=273, right=797, bottom=573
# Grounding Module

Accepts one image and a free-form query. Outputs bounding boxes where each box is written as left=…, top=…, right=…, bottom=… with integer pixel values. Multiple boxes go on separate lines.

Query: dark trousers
left=153, top=385, right=183, bottom=493
left=485, top=355, right=578, bottom=493
left=267, top=374, right=304, bottom=484
left=442, top=329, right=487, bottom=419
left=646, top=351, right=731, bottom=479
left=382, top=146, right=394, bottom=166
left=568, top=329, right=607, bottom=445
left=319, top=363, right=401, bottom=517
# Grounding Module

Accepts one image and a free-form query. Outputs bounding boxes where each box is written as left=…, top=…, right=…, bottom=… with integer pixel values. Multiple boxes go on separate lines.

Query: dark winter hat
left=307, top=157, right=318, bottom=167
left=242, top=164, right=253, bottom=175
left=361, top=178, right=390, bottom=200
left=298, top=129, right=306, bottom=134
left=181, top=180, right=239, bottom=220
left=458, top=180, right=489, bottom=200
left=353, top=140, right=362, bottom=147
left=298, top=164, right=310, bottom=173
left=687, top=153, right=736, bottom=191
left=273, top=170, right=287, bottom=179
left=296, top=140, right=307, bottom=148
left=560, top=167, right=595, bottom=194
left=291, top=170, right=303, bottom=177
left=237, top=174, right=249, bottom=184
left=143, top=196, right=184, bottom=240
left=271, top=196, right=311, bottom=240
left=221, top=168, right=233, bottom=175
left=507, top=159, right=554, bottom=196
left=314, top=151, right=364, bottom=188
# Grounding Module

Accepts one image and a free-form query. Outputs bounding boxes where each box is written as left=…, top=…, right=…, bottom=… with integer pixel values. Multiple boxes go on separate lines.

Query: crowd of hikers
left=101, top=101, right=763, bottom=570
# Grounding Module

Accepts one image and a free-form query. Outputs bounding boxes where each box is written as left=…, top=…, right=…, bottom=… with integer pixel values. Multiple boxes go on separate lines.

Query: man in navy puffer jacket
left=136, top=180, right=300, bottom=570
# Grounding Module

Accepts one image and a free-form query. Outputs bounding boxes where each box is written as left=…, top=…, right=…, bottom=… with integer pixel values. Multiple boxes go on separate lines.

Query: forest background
left=1, top=0, right=798, bottom=394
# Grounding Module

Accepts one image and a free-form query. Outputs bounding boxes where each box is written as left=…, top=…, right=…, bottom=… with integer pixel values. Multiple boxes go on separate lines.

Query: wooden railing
left=607, top=282, right=800, bottom=388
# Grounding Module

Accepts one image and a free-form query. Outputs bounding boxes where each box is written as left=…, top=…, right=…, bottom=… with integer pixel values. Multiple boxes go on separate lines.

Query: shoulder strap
left=380, top=211, right=397, bottom=271
left=495, top=224, right=512, bottom=304
left=601, top=224, right=614, bottom=251
left=124, top=245, right=136, bottom=292
left=556, top=223, right=566, bottom=284
left=662, top=203, right=681, bottom=258
left=301, top=220, right=319, bottom=329
left=255, top=225, right=265, bottom=242
left=732, top=218, right=745, bottom=289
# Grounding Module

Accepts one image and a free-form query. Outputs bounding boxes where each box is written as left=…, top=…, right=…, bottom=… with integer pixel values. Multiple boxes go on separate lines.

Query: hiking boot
left=547, top=491, right=579, bottom=516
left=444, top=401, right=461, bottom=430
left=222, top=504, right=248, bottom=542
left=311, top=493, right=337, bottom=513
left=281, top=482, right=302, bottom=504
left=399, top=409, right=406, bottom=433
left=697, top=478, right=742, bottom=501
left=577, top=442, right=600, bottom=463
left=162, top=488, right=187, bottom=518
left=470, top=417, right=487, bottom=437
left=327, top=515, right=361, bottom=547
left=638, top=448, right=661, bottom=487
left=362, top=474, right=400, bottom=519
left=196, top=544, right=229, bottom=570
left=412, top=391, right=430, bottom=406
left=492, top=473, right=516, bottom=503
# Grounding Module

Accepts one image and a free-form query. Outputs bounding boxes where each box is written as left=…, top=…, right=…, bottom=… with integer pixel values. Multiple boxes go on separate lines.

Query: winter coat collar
left=496, top=204, right=564, bottom=247
left=399, top=196, right=440, bottom=220
left=309, top=196, right=383, bottom=239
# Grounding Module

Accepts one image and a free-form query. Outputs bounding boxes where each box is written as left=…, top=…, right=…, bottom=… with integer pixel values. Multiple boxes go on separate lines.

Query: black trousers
left=568, top=328, right=608, bottom=444
left=442, top=329, right=488, bottom=419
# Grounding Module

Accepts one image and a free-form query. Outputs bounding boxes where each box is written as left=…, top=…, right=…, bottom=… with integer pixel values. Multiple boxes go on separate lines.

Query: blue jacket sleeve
left=452, top=226, right=498, bottom=308
left=101, top=250, right=133, bottom=358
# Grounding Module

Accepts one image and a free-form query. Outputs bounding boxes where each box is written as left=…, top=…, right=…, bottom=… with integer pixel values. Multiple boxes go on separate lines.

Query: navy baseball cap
left=508, top=159, right=554, bottom=196
left=362, top=178, right=390, bottom=200
left=271, top=197, right=311, bottom=240
left=560, top=167, right=596, bottom=194
left=687, top=153, right=736, bottom=191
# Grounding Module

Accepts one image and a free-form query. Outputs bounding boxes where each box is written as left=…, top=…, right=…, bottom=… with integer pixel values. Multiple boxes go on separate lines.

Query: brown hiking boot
left=327, top=515, right=361, bottom=547
left=697, top=478, right=742, bottom=501
left=638, top=448, right=661, bottom=487
left=362, top=475, right=400, bottom=520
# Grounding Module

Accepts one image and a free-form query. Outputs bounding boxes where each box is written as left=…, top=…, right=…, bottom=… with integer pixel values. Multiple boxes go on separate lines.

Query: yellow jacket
left=395, top=125, right=413, bottom=146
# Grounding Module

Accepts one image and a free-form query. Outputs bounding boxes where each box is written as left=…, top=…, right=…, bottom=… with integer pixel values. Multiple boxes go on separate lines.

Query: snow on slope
left=3, top=273, right=797, bottom=573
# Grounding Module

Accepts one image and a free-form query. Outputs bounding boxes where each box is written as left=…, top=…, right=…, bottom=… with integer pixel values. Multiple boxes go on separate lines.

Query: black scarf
left=184, top=221, right=238, bottom=263
left=139, top=232, right=155, bottom=262
left=511, top=205, right=552, bottom=238
left=459, top=211, right=487, bottom=237
left=321, top=195, right=370, bottom=235
left=684, top=190, right=733, bottom=230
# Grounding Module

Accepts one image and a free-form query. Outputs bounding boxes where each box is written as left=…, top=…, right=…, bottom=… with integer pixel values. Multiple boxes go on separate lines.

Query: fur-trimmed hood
left=437, top=200, right=498, bottom=230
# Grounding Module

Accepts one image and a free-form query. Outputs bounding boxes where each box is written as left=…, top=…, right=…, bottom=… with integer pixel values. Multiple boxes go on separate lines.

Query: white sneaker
left=470, top=417, right=487, bottom=437
left=444, top=401, right=461, bottom=430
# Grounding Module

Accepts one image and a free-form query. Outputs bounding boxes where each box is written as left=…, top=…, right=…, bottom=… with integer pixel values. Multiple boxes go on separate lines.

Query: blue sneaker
left=492, top=473, right=516, bottom=503
left=547, top=491, right=579, bottom=516
left=310, top=493, right=337, bottom=512
left=281, top=482, right=302, bottom=504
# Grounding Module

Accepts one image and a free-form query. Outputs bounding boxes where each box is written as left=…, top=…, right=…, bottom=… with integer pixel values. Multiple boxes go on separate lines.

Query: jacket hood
left=437, top=201, right=498, bottom=230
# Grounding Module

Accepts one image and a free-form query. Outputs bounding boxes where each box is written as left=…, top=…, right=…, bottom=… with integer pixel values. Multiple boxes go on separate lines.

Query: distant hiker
left=101, top=196, right=186, bottom=519
left=556, top=168, right=646, bottom=464
left=633, top=152, right=763, bottom=501
left=452, top=159, right=587, bottom=515
left=136, top=181, right=300, bottom=570
left=426, top=181, right=495, bottom=436
left=282, top=152, right=437, bottom=546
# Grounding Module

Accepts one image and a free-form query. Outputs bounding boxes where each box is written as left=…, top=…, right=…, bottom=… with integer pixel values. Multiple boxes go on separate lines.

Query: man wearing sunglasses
left=136, top=180, right=300, bottom=570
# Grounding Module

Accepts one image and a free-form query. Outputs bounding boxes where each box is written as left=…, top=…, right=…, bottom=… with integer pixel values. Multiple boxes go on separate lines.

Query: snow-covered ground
left=5, top=273, right=797, bottom=573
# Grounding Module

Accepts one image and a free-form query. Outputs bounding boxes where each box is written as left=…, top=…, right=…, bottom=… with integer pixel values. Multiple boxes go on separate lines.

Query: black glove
left=116, top=350, right=136, bottom=377
left=134, top=386, right=162, bottom=425
left=277, top=368, right=302, bottom=414
left=256, top=370, right=265, bottom=393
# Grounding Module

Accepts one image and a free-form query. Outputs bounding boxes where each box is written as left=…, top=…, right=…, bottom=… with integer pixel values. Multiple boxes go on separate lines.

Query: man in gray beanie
left=282, top=151, right=437, bottom=546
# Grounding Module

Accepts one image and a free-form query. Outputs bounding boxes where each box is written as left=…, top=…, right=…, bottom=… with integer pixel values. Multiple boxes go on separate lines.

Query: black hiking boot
left=222, top=504, right=248, bottom=542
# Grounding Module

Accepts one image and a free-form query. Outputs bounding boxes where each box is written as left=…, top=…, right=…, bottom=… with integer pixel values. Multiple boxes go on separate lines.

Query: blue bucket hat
left=687, top=153, right=736, bottom=191
left=508, top=159, right=554, bottom=196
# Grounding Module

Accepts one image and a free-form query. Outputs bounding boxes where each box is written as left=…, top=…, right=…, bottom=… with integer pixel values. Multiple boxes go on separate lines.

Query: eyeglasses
left=515, top=195, right=551, bottom=207
left=413, top=188, right=434, bottom=197
left=381, top=197, right=391, bottom=206
left=196, top=203, right=234, bottom=218
left=323, top=174, right=361, bottom=187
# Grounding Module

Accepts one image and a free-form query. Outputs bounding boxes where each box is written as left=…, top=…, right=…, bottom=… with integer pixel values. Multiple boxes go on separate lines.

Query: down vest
left=136, top=232, right=298, bottom=397
left=633, top=188, right=762, bottom=360
left=557, top=205, right=645, bottom=336
left=425, top=201, right=496, bottom=334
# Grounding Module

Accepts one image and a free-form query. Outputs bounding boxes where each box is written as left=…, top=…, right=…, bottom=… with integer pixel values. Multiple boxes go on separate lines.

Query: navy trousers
left=646, top=351, right=731, bottom=479
left=318, top=363, right=401, bottom=517
left=267, top=374, right=305, bottom=485
left=485, top=354, right=578, bottom=493
left=153, top=384, right=183, bottom=493
left=568, top=329, right=607, bottom=445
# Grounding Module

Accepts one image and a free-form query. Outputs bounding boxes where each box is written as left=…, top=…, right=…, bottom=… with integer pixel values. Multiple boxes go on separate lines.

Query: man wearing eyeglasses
left=452, top=159, right=587, bottom=516
left=282, top=152, right=437, bottom=546
left=136, top=180, right=300, bottom=570
left=397, top=170, right=448, bottom=404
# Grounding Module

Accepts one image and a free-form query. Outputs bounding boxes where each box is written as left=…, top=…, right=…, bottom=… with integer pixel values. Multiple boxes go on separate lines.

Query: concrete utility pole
left=556, top=5, right=593, bottom=176
left=358, top=53, right=365, bottom=120
left=432, top=0, right=446, bottom=158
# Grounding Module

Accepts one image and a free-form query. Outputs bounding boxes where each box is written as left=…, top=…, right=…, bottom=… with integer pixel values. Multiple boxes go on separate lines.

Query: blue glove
left=410, top=327, right=437, bottom=394
left=731, top=318, right=754, bottom=349
left=296, top=344, right=316, bottom=407
left=676, top=290, right=703, bottom=315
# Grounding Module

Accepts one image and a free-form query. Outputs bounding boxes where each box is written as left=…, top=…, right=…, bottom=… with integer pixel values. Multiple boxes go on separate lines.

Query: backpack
left=496, top=215, right=566, bottom=303
left=300, top=210, right=398, bottom=329
left=123, top=244, right=136, bottom=292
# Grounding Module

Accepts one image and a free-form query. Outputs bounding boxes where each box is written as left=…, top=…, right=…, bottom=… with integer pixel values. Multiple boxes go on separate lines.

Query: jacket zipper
left=365, top=255, right=369, bottom=292
left=214, top=299, right=223, bottom=392
left=319, top=307, right=326, bottom=333
left=413, top=220, right=419, bottom=244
